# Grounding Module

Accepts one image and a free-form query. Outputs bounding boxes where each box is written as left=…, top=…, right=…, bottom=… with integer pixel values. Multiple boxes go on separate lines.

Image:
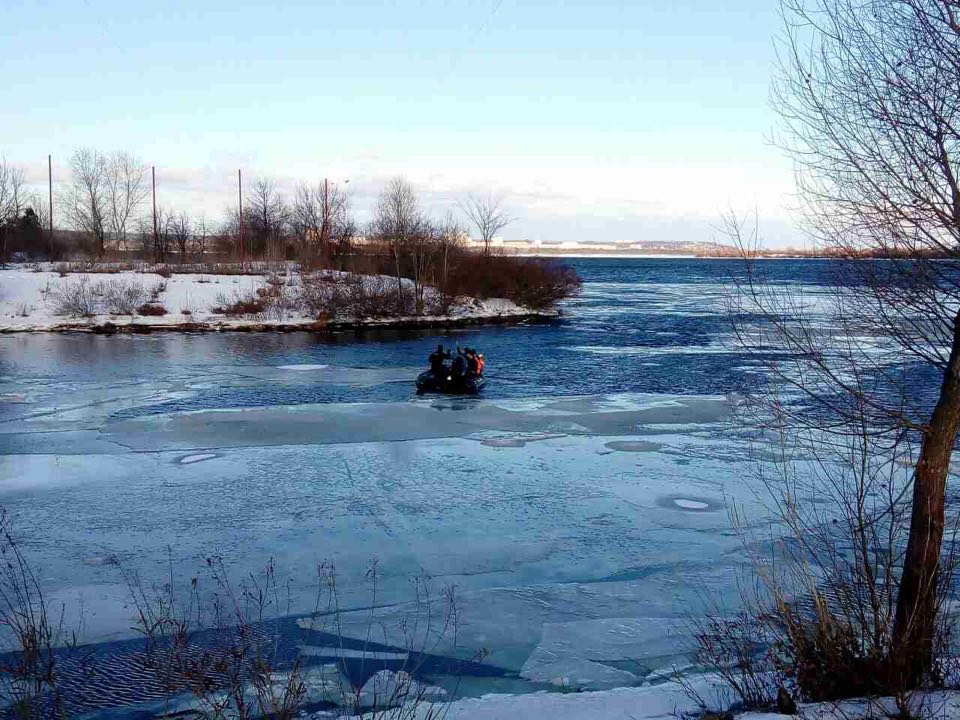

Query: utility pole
left=238, top=169, right=244, bottom=261
left=152, top=166, right=159, bottom=261
left=323, top=177, right=329, bottom=261
left=47, top=155, right=54, bottom=256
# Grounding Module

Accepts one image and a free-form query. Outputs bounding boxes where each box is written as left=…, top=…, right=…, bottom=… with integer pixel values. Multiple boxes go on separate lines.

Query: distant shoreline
left=514, top=252, right=828, bottom=260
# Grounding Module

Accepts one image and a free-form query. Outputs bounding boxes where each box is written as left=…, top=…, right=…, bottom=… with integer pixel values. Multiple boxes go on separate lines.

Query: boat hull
left=416, top=370, right=486, bottom=395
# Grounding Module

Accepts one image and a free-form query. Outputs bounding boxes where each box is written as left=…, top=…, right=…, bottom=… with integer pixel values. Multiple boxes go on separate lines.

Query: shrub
left=99, top=278, right=148, bottom=314
left=136, top=303, right=167, bottom=316
left=688, top=413, right=960, bottom=715
left=298, top=272, right=339, bottom=318
left=298, top=272, right=409, bottom=319
left=49, top=277, right=99, bottom=316
left=442, top=251, right=581, bottom=310
left=213, top=290, right=268, bottom=316
left=0, top=512, right=74, bottom=716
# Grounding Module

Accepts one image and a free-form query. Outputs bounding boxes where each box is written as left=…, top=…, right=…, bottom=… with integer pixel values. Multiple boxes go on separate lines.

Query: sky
left=1, top=0, right=803, bottom=247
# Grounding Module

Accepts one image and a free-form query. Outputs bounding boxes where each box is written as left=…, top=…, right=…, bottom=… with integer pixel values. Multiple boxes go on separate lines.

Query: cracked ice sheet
left=65, top=393, right=731, bottom=454
left=0, top=426, right=768, bottom=660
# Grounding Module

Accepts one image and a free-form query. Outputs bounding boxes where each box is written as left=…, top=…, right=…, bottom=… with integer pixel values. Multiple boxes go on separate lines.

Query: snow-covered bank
left=347, top=676, right=960, bottom=720
left=0, top=267, right=558, bottom=333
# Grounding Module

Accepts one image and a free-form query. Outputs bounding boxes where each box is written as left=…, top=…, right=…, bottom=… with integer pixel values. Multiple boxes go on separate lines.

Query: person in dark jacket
left=428, top=345, right=451, bottom=374
left=465, top=348, right=479, bottom=376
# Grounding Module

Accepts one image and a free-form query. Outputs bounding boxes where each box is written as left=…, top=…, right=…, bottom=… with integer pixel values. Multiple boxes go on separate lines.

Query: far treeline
left=0, top=152, right=581, bottom=311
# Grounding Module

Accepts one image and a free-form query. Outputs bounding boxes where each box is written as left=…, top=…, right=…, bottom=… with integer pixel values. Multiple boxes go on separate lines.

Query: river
left=0, top=258, right=887, bottom=713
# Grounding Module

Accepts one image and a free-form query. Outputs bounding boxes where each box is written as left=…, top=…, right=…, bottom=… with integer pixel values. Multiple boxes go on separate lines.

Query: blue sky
left=2, top=1, right=801, bottom=246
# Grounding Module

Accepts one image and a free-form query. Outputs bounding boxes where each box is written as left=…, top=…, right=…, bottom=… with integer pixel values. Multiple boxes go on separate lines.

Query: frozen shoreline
left=0, top=266, right=559, bottom=333
left=0, top=310, right=558, bottom=334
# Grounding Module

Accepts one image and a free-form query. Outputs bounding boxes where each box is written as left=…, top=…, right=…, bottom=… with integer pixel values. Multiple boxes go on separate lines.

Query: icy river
left=0, top=258, right=864, bottom=711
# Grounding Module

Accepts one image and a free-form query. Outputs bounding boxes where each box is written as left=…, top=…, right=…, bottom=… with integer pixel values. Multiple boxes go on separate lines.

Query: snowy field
left=0, top=266, right=551, bottom=332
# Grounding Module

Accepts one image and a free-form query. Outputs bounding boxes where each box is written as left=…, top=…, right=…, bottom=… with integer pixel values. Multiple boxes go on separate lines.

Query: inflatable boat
left=416, top=370, right=486, bottom=395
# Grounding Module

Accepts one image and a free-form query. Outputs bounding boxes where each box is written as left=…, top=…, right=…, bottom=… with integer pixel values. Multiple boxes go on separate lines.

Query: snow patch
left=674, top=498, right=710, bottom=510
left=178, top=453, right=218, bottom=465
left=481, top=438, right=528, bottom=448
left=0, top=267, right=554, bottom=332
left=604, top=440, right=663, bottom=453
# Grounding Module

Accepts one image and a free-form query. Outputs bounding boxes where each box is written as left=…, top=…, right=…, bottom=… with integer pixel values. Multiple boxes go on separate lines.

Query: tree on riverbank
left=720, top=0, right=960, bottom=702
left=460, top=193, right=514, bottom=255
left=2, top=153, right=581, bottom=309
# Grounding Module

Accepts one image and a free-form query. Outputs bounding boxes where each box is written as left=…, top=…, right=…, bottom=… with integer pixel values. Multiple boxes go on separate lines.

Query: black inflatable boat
left=416, top=370, right=486, bottom=395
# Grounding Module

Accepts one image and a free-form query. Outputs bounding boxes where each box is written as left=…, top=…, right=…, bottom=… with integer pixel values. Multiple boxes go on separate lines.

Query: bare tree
left=460, top=192, right=514, bottom=254
left=292, top=180, right=350, bottom=264
left=104, top=153, right=148, bottom=252
left=66, top=148, right=109, bottom=256
left=372, top=177, right=423, bottom=309
left=193, top=214, right=209, bottom=259
left=0, top=159, right=28, bottom=261
left=733, top=0, right=960, bottom=691
left=168, top=211, right=192, bottom=264
left=0, top=158, right=27, bottom=223
left=139, top=206, right=173, bottom=263
left=436, top=212, right=466, bottom=290
left=245, top=178, right=289, bottom=259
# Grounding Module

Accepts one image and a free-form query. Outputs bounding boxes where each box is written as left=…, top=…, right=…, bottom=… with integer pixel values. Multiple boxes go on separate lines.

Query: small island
left=0, top=174, right=581, bottom=333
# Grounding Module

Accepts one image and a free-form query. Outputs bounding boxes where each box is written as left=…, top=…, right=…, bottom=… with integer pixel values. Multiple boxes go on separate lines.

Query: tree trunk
left=890, top=310, right=960, bottom=689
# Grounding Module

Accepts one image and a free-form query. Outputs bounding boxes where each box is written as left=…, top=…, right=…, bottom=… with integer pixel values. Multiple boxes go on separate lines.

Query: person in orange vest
left=476, top=353, right=486, bottom=376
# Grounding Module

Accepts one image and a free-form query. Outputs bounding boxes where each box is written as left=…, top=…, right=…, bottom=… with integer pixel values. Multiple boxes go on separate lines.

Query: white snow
left=352, top=685, right=960, bottom=720
left=178, top=453, right=218, bottom=465
left=0, top=266, right=554, bottom=332
left=358, top=673, right=726, bottom=720
left=358, top=669, right=448, bottom=707
left=674, top=498, right=710, bottom=510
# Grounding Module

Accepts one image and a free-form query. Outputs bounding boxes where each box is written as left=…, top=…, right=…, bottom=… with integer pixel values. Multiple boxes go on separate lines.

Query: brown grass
left=137, top=303, right=167, bottom=316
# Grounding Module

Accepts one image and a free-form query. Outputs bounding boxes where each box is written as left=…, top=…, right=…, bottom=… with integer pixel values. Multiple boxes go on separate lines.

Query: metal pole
left=323, top=177, right=329, bottom=261
left=47, top=155, right=53, bottom=234
left=152, top=166, right=158, bottom=261
left=47, top=155, right=54, bottom=256
left=238, top=169, right=244, bottom=261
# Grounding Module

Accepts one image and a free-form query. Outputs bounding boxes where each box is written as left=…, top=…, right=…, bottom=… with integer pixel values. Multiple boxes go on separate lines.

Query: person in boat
left=477, top=353, right=485, bottom=376
left=454, top=346, right=483, bottom=377
left=428, top=344, right=451, bottom=374
left=465, top=348, right=480, bottom=376
left=450, top=352, right=467, bottom=378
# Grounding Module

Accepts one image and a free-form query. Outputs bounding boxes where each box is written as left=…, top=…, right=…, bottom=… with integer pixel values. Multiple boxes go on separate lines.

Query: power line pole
left=152, top=166, right=159, bottom=261
left=238, top=169, right=244, bottom=261
left=323, top=177, right=329, bottom=261
left=47, top=155, right=54, bottom=256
